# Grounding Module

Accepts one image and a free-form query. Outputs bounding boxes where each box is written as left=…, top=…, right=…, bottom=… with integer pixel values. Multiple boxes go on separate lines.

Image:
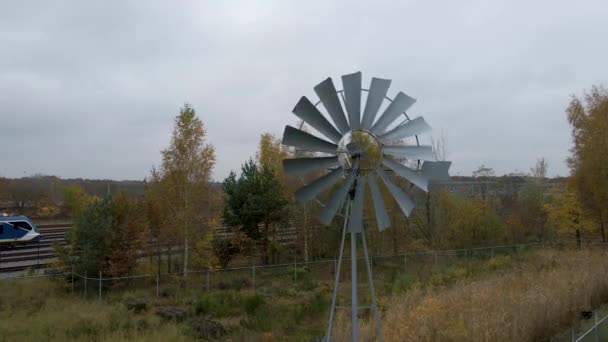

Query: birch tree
left=153, top=104, right=217, bottom=276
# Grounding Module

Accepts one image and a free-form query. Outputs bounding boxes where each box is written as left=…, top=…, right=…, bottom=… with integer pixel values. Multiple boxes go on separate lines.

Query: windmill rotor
left=281, top=71, right=450, bottom=342
left=282, top=72, right=437, bottom=230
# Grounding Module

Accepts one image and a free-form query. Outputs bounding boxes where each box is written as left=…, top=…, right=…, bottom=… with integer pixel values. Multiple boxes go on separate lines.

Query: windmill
left=281, top=72, right=450, bottom=341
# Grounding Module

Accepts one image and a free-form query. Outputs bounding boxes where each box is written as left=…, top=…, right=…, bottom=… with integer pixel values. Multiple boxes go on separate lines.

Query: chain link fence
left=3, top=241, right=607, bottom=303
left=574, top=311, right=608, bottom=342
left=1, top=242, right=552, bottom=297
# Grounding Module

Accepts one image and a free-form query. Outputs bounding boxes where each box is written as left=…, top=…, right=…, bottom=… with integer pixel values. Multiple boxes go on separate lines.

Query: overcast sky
left=1, top=1, right=606, bottom=181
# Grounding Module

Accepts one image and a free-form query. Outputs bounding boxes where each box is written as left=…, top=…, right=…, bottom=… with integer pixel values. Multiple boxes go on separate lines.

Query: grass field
left=1, top=246, right=607, bottom=341
left=335, top=248, right=608, bottom=341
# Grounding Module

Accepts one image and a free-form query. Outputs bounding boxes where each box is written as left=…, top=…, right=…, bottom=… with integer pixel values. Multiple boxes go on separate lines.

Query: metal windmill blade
left=282, top=72, right=439, bottom=229
left=280, top=72, right=451, bottom=342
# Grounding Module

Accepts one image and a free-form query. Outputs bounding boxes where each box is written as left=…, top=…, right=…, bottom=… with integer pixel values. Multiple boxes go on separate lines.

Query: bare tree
left=431, top=129, right=448, bottom=162
left=530, top=157, right=548, bottom=179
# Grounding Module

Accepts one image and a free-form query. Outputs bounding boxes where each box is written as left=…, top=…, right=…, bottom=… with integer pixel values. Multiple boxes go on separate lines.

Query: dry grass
left=0, top=277, right=187, bottom=341
left=3, top=248, right=607, bottom=341
left=333, top=248, right=608, bottom=341
left=0, top=272, right=329, bottom=341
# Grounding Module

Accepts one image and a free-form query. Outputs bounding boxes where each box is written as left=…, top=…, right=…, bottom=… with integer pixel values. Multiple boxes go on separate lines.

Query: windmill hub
left=337, top=129, right=382, bottom=175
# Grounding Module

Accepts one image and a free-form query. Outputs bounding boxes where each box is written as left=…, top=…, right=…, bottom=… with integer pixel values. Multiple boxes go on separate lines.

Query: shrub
left=239, top=306, right=272, bottom=332
left=484, top=255, right=513, bottom=271
left=242, top=293, right=265, bottom=315
left=291, top=303, right=306, bottom=324
left=186, top=318, right=227, bottom=340
left=428, top=267, right=469, bottom=287
left=212, top=237, right=242, bottom=269
left=121, top=293, right=148, bottom=313
left=231, top=276, right=251, bottom=291
left=287, top=266, right=309, bottom=280
left=194, top=292, right=240, bottom=317
left=391, top=273, right=414, bottom=294
left=298, top=276, right=316, bottom=291
left=308, top=292, right=328, bottom=316
left=287, top=287, right=298, bottom=297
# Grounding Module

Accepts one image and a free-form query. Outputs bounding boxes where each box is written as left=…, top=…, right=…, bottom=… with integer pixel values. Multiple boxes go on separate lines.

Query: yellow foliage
left=543, top=185, right=594, bottom=239
left=256, top=132, right=294, bottom=196
left=152, top=104, right=219, bottom=275
left=566, top=86, right=608, bottom=241
left=435, top=190, right=503, bottom=248
left=36, top=204, right=60, bottom=218
left=485, top=255, right=513, bottom=271
left=61, top=185, right=96, bottom=219
left=257, top=133, right=289, bottom=177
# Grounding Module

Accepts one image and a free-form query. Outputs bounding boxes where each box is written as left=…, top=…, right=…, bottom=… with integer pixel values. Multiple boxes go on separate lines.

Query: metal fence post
left=156, top=273, right=159, bottom=297
left=334, top=257, right=337, bottom=275
left=37, top=239, right=40, bottom=266
left=594, top=311, right=599, bottom=342
left=465, top=249, right=468, bottom=264
left=294, top=257, right=297, bottom=283
left=71, top=266, right=74, bottom=293
left=84, top=271, right=87, bottom=298
left=253, top=265, right=256, bottom=291
left=571, top=326, right=575, bottom=342
left=98, top=270, right=102, bottom=300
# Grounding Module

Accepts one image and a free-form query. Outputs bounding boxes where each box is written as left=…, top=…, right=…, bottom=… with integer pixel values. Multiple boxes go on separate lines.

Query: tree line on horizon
left=1, top=86, right=607, bottom=282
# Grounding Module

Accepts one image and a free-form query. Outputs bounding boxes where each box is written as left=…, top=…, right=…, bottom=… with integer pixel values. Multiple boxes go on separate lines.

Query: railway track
left=0, top=222, right=71, bottom=273
left=1, top=222, right=299, bottom=275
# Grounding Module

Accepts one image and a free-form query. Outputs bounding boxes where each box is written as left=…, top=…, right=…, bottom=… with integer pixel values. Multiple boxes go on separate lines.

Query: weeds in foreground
left=0, top=276, right=329, bottom=341
left=2, top=247, right=606, bottom=341
left=334, top=249, right=608, bottom=341
left=0, top=279, right=185, bottom=342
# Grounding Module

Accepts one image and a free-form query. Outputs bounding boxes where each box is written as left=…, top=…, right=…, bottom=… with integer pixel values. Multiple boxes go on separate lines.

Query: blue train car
left=0, top=214, right=41, bottom=244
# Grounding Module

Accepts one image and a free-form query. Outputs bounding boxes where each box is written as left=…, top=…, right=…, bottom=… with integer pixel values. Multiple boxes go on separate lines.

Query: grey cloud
left=1, top=0, right=606, bottom=180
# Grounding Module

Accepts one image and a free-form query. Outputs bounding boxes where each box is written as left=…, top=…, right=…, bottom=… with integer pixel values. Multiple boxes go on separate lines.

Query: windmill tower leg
left=361, top=228, right=383, bottom=341
left=351, top=229, right=359, bottom=341
left=326, top=201, right=384, bottom=342
left=326, top=200, right=350, bottom=342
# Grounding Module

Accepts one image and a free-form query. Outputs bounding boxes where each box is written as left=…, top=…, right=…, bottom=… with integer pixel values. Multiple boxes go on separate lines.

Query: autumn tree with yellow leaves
left=145, top=104, right=219, bottom=275
left=256, top=133, right=289, bottom=179
left=543, top=185, right=593, bottom=246
left=566, top=86, right=608, bottom=242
